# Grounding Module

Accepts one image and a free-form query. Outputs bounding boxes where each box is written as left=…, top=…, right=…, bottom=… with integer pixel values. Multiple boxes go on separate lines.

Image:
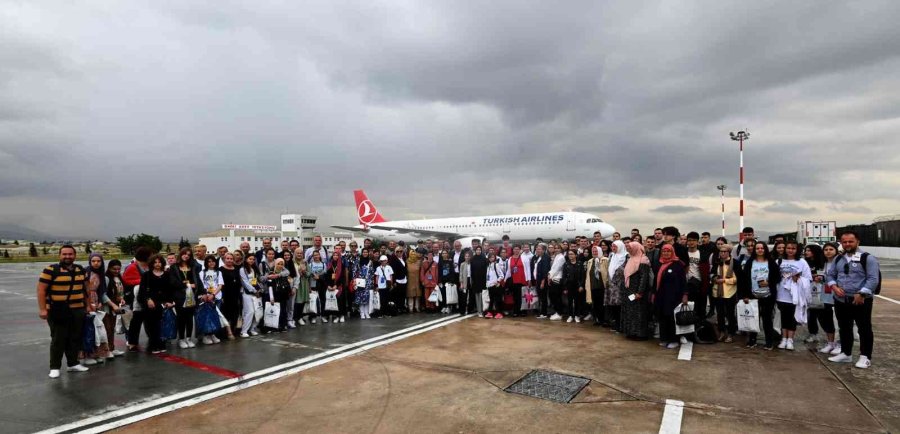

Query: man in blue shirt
left=826, top=231, right=880, bottom=369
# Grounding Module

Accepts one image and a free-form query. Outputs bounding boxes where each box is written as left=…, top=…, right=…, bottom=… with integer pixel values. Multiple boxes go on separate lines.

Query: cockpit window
left=586, top=218, right=604, bottom=223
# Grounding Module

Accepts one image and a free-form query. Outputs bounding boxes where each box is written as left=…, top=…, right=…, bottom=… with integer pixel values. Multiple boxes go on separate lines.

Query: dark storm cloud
left=1, top=1, right=899, bottom=239
left=649, top=206, right=704, bottom=214
left=575, top=206, right=629, bottom=213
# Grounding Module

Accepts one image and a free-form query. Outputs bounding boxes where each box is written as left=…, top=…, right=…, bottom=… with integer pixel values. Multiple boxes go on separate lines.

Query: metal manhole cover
left=504, top=370, right=591, bottom=403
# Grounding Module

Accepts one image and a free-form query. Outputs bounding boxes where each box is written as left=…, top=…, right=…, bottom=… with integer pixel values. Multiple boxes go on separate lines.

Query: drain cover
left=504, top=370, right=591, bottom=403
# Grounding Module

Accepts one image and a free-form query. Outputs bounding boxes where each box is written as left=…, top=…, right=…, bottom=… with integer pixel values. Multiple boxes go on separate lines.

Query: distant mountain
left=0, top=223, right=61, bottom=242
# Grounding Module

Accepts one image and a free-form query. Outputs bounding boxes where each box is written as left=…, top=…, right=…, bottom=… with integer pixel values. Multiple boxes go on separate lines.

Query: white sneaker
left=287, top=321, right=296, bottom=329
left=786, top=340, right=794, bottom=351
left=178, top=339, right=189, bottom=349
left=240, top=333, right=250, bottom=338
left=819, top=342, right=836, bottom=354
left=211, top=336, right=221, bottom=344
left=777, top=339, right=787, bottom=349
left=48, top=369, right=60, bottom=379
left=202, top=336, right=213, bottom=345
left=575, top=316, right=582, bottom=324
left=805, top=335, right=818, bottom=343
left=82, top=358, right=98, bottom=366
left=67, top=364, right=89, bottom=373
left=566, top=316, right=574, bottom=323
left=322, top=317, right=329, bottom=324
left=829, top=353, right=853, bottom=363
left=666, top=343, right=679, bottom=349
left=187, top=339, right=197, bottom=348
left=830, top=344, right=842, bottom=355
left=536, top=315, right=548, bottom=319
left=299, top=318, right=307, bottom=326
left=312, top=318, right=318, bottom=324
left=249, top=330, right=259, bottom=336
left=680, top=336, right=689, bottom=345
left=854, top=356, right=871, bottom=369
left=583, top=314, right=593, bottom=321
left=339, top=316, right=345, bottom=323
left=550, top=314, right=562, bottom=321
left=112, top=350, right=126, bottom=357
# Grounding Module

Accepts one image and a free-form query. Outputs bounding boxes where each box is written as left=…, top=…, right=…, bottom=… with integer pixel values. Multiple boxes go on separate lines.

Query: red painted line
left=154, top=353, right=243, bottom=378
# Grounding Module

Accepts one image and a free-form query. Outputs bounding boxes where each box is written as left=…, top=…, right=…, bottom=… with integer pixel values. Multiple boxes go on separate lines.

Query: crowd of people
left=36, top=228, right=881, bottom=379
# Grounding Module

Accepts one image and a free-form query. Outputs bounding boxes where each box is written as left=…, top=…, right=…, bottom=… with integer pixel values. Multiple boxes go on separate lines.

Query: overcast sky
left=2, top=1, right=899, bottom=241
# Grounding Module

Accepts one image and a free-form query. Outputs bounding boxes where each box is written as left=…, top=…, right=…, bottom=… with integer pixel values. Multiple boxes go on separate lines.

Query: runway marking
left=36, top=314, right=472, bottom=434
left=658, top=399, right=684, bottom=434
left=875, top=294, right=900, bottom=305
left=154, top=353, right=243, bottom=379
left=677, top=342, right=693, bottom=361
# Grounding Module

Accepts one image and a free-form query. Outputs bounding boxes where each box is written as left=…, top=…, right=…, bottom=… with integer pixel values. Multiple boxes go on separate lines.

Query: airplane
left=331, top=189, right=617, bottom=246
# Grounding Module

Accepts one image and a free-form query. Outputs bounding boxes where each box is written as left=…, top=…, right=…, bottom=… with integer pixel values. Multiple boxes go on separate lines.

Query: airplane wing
left=330, top=225, right=370, bottom=233
left=366, top=225, right=460, bottom=239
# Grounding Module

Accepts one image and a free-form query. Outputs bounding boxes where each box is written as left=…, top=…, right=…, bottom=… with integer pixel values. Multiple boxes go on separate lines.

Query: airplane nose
left=602, top=223, right=616, bottom=239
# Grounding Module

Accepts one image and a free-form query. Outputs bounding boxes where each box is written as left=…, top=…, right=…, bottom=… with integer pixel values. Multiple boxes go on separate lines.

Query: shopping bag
left=93, top=311, right=108, bottom=344
left=83, top=315, right=97, bottom=353
left=674, top=302, right=696, bottom=335
left=196, top=303, right=221, bottom=335
left=324, top=289, right=339, bottom=313
left=675, top=302, right=697, bottom=326
left=521, top=286, right=537, bottom=310
left=428, top=288, right=441, bottom=303
left=305, top=291, right=320, bottom=314
left=445, top=284, right=458, bottom=304
left=371, top=290, right=380, bottom=311
left=503, top=292, right=514, bottom=308
left=481, top=289, right=491, bottom=306
left=216, top=305, right=230, bottom=328
left=737, top=299, right=760, bottom=333
left=115, top=314, right=127, bottom=335
left=808, top=285, right=825, bottom=310
left=264, top=301, right=281, bottom=328
left=160, top=308, right=177, bottom=341
left=253, top=297, right=264, bottom=322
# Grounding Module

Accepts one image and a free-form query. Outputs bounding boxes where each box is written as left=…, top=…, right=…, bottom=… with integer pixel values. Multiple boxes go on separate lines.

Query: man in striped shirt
left=37, top=245, right=91, bottom=378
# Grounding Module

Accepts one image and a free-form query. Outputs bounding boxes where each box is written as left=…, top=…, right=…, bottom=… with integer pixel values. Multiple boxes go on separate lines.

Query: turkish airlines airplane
left=331, top=190, right=617, bottom=246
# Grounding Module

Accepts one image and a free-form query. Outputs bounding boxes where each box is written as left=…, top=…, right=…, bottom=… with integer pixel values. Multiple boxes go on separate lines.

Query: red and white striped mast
left=729, top=130, right=749, bottom=233
left=716, top=184, right=727, bottom=237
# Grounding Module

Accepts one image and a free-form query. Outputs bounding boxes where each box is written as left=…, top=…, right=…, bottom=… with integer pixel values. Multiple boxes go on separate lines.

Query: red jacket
left=122, top=262, right=143, bottom=287
left=508, top=256, right=527, bottom=285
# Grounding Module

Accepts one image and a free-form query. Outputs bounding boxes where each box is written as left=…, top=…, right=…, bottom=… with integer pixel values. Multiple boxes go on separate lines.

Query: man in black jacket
left=531, top=244, right=551, bottom=318
left=468, top=246, right=488, bottom=315
left=662, top=227, right=689, bottom=265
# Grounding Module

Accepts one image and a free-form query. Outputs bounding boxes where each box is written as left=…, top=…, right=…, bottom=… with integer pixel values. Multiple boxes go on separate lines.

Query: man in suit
left=531, top=243, right=551, bottom=319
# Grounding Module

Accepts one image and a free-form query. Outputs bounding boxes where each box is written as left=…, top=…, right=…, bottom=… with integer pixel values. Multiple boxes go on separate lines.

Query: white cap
left=379, top=255, right=388, bottom=261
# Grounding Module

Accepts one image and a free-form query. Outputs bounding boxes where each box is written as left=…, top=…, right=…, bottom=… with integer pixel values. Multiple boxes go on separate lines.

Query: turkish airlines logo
left=358, top=199, right=377, bottom=224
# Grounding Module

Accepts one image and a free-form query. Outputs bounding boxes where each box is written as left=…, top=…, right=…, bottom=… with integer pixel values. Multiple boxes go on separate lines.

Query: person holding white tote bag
left=238, top=255, right=262, bottom=337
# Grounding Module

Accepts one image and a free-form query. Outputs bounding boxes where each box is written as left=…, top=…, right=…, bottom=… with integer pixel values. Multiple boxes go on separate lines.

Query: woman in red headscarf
left=655, top=244, right=689, bottom=349
left=621, top=242, right=653, bottom=340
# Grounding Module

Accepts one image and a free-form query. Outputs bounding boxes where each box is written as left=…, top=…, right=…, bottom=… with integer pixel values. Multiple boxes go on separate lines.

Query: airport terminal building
left=197, top=213, right=353, bottom=252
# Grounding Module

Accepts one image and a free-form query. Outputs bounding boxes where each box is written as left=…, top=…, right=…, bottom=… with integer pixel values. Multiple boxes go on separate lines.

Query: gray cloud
left=575, top=205, right=629, bottom=213
left=650, top=206, right=704, bottom=214
left=763, top=202, right=817, bottom=214
left=0, top=1, right=898, bottom=240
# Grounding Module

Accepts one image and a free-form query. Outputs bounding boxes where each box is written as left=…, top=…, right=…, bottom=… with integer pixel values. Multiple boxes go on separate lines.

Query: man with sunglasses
left=826, top=231, right=880, bottom=369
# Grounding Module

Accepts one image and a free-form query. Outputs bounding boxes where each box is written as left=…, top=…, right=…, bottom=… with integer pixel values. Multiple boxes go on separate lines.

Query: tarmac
left=0, top=260, right=898, bottom=434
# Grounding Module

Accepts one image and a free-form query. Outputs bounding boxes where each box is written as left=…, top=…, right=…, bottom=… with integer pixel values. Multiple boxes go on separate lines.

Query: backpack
left=860, top=252, right=882, bottom=295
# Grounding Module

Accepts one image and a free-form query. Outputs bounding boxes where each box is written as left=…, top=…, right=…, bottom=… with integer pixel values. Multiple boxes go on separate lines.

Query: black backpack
left=860, top=252, right=882, bottom=295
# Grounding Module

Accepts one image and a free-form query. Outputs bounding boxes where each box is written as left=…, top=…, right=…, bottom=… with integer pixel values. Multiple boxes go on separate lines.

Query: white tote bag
left=306, top=291, right=320, bottom=314
left=253, top=297, right=264, bottom=322
left=674, top=302, right=696, bottom=335
left=93, top=311, right=108, bottom=344
left=371, top=290, right=380, bottom=311
left=324, top=289, right=339, bottom=312
left=445, top=283, right=458, bottom=304
left=264, top=289, right=281, bottom=329
left=520, top=286, right=538, bottom=310
left=428, top=288, right=441, bottom=303
left=481, top=289, right=491, bottom=306
left=737, top=299, right=760, bottom=333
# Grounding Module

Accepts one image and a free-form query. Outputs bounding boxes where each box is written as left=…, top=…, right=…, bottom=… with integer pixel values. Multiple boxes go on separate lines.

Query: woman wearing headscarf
left=104, top=259, right=127, bottom=357
left=604, top=240, right=627, bottom=331
left=325, top=251, right=345, bottom=323
left=292, top=248, right=311, bottom=325
left=584, top=245, right=607, bottom=326
left=82, top=253, right=111, bottom=364
left=621, top=241, right=653, bottom=339
left=655, top=244, right=688, bottom=349
left=406, top=248, right=422, bottom=313
left=262, top=258, right=291, bottom=332
left=354, top=248, right=375, bottom=319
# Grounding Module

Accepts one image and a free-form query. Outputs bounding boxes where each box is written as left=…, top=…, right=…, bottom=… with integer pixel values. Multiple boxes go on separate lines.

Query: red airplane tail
left=354, top=189, right=387, bottom=225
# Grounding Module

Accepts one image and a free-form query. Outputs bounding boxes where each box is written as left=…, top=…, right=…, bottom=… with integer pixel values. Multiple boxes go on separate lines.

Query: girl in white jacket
left=775, top=242, right=812, bottom=351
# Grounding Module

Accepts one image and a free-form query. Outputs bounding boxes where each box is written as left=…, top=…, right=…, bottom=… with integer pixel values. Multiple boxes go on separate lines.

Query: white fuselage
left=357, top=212, right=615, bottom=244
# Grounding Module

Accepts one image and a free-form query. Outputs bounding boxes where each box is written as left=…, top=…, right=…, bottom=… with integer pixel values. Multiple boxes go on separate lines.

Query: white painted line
left=875, top=294, right=900, bottom=305
left=677, top=342, right=693, bottom=361
left=658, top=399, right=684, bottom=434
left=36, top=314, right=470, bottom=434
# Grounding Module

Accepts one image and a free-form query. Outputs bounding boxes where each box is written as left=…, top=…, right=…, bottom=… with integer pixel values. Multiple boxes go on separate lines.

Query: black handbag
left=48, top=265, right=77, bottom=322
left=675, top=304, right=697, bottom=326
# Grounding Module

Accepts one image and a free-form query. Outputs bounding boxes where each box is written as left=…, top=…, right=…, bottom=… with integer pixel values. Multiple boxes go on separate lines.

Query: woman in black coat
left=654, top=244, right=688, bottom=349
